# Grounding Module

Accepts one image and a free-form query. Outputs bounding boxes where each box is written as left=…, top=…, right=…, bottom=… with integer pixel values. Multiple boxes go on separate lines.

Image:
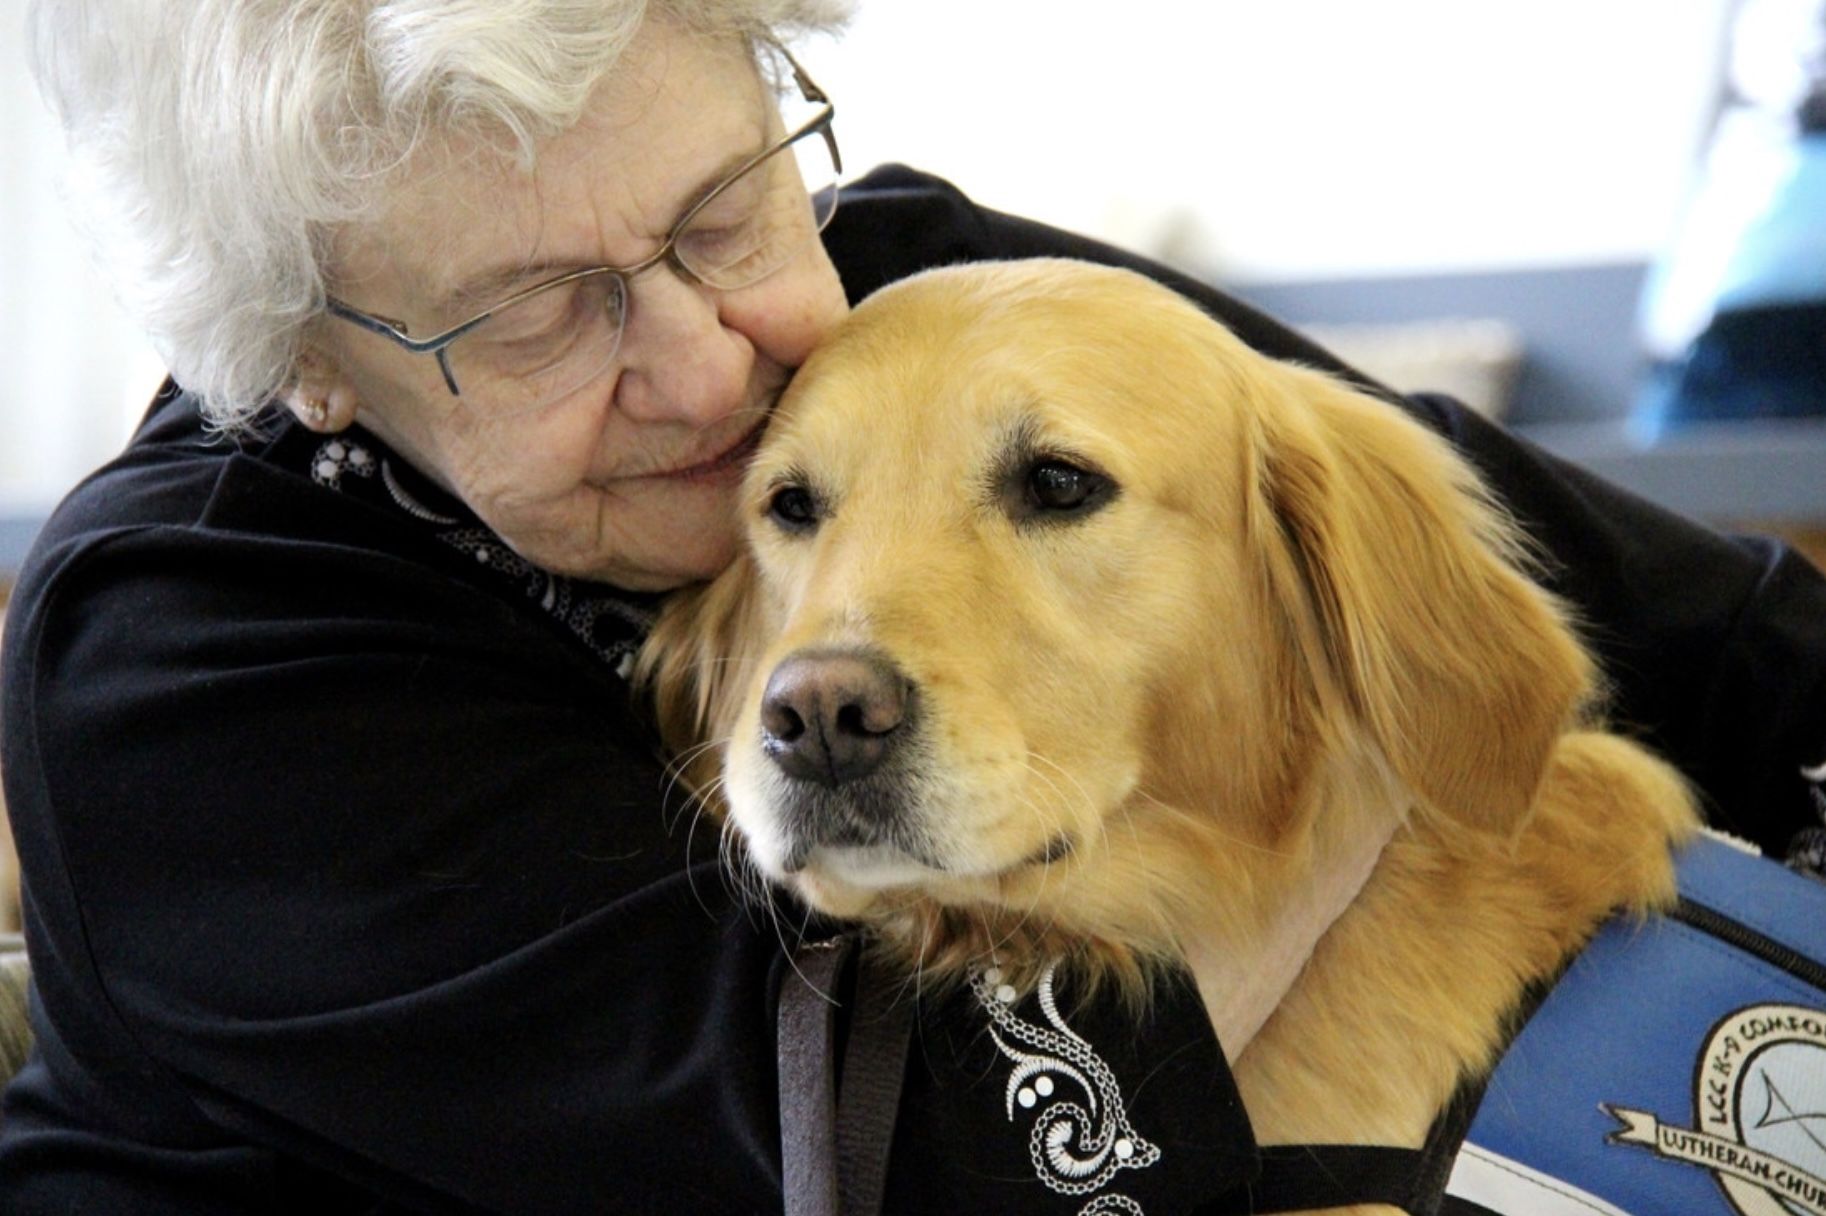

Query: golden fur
left=640, top=259, right=1698, bottom=1212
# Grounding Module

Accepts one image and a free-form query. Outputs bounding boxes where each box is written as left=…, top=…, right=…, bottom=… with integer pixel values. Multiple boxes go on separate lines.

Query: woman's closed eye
left=474, top=284, right=601, bottom=366
left=678, top=169, right=807, bottom=283
left=679, top=208, right=778, bottom=275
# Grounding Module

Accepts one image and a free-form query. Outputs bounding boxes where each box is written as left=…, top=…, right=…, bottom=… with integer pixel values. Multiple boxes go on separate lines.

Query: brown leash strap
left=833, top=950, right=912, bottom=1216
left=778, top=936, right=913, bottom=1216
left=779, top=937, right=848, bottom=1216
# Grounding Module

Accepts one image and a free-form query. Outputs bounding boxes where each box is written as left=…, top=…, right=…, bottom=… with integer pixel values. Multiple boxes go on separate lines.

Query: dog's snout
left=761, top=650, right=911, bottom=787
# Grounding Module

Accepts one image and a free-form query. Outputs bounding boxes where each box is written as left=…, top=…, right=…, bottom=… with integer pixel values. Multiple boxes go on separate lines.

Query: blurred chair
left=0, top=814, right=15, bottom=935
left=0, top=933, right=28, bottom=1095
left=0, top=600, right=16, bottom=933
left=0, top=596, right=22, bottom=1102
left=1636, top=0, right=1826, bottom=436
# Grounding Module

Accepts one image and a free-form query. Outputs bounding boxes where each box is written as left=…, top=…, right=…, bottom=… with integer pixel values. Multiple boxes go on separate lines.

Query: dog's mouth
left=769, top=767, right=931, bottom=868
left=774, top=810, right=1077, bottom=894
left=789, top=841, right=947, bottom=888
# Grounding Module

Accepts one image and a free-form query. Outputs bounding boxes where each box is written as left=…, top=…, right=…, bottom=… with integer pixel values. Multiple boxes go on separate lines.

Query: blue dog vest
left=1208, top=834, right=1826, bottom=1215
left=1444, top=833, right=1826, bottom=1216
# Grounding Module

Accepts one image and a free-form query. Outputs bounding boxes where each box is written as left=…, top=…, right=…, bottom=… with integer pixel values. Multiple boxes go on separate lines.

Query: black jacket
left=2, top=165, right=1821, bottom=1215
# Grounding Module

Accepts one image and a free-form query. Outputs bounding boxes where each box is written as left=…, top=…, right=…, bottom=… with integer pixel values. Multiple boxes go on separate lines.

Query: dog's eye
left=767, top=484, right=821, bottom=532
left=1026, top=460, right=1109, bottom=514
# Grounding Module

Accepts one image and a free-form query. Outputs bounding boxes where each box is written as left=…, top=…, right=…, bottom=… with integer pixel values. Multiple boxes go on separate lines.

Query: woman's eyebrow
left=430, top=136, right=769, bottom=321
left=433, top=257, right=595, bottom=322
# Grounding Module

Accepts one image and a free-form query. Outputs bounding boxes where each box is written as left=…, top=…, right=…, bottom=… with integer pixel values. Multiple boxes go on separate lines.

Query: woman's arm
left=4, top=482, right=790, bottom=1213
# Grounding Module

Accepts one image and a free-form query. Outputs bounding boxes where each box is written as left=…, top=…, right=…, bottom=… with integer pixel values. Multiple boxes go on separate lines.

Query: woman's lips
left=652, top=414, right=771, bottom=481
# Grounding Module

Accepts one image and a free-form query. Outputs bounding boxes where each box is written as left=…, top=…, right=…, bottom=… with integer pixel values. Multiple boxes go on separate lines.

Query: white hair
left=26, top=0, right=854, bottom=429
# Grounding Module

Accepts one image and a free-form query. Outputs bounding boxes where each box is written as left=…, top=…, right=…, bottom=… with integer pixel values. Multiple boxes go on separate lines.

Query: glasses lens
left=443, top=271, right=627, bottom=417
left=675, top=124, right=840, bottom=291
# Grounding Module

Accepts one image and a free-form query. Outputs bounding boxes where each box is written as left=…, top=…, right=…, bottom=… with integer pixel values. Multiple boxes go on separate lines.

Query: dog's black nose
left=761, top=650, right=910, bottom=787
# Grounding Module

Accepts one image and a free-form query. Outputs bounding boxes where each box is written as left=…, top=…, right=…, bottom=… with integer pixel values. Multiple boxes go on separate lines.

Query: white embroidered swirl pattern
left=971, top=962, right=1160, bottom=1212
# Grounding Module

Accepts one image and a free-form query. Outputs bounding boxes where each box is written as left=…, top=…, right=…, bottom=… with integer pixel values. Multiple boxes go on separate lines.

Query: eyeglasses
left=324, top=45, right=841, bottom=418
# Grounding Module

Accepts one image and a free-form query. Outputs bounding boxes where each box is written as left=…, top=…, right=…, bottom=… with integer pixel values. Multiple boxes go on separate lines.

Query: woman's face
left=314, top=22, right=849, bottom=591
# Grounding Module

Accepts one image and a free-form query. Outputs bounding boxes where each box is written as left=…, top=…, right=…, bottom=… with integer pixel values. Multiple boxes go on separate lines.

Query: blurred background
left=3, top=0, right=1824, bottom=577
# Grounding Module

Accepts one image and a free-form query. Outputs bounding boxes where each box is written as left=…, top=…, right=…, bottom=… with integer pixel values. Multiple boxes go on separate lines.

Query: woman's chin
left=527, top=495, right=743, bottom=590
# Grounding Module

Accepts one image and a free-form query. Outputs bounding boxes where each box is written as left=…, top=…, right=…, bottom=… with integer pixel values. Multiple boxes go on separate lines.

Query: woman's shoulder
left=0, top=387, right=686, bottom=1030
left=9, top=383, right=655, bottom=689
left=15, top=384, right=421, bottom=608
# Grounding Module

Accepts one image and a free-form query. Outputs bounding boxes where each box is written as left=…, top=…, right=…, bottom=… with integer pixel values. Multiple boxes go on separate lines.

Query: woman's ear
left=283, top=345, right=362, bottom=432
left=1247, top=363, right=1594, bottom=836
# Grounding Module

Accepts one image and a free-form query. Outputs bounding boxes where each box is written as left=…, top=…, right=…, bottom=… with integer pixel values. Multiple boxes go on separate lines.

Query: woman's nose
left=611, top=268, right=750, bottom=426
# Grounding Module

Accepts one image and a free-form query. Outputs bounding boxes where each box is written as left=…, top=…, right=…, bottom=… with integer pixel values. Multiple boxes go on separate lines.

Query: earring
left=299, top=394, right=329, bottom=429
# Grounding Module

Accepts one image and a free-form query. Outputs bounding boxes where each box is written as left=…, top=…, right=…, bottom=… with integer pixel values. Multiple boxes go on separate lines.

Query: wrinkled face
left=717, top=263, right=1287, bottom=919
left=320, top=21, right=849, bottom=590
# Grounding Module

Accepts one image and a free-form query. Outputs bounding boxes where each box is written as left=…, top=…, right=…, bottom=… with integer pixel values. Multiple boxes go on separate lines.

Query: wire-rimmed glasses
left=324, top=46, right=841, bottom=418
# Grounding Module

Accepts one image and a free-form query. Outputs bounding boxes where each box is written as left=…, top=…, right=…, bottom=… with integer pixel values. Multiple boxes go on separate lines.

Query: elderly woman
left=3, top=2, right=1823, bottom=1213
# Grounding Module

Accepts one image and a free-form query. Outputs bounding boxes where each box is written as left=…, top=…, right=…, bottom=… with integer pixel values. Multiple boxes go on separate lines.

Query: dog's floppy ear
left=1247, top=366, right=1593, bottom=834
left=634, top=555, right=768, bottom=797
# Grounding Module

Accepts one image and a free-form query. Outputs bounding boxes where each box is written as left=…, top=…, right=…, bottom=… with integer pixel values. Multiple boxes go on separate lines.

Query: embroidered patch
left=1604, top=1003, right=1826, bottom=1215
left=309, top=438, right=378, bottom=490
left=971, top=962, right=1160, bottom=1214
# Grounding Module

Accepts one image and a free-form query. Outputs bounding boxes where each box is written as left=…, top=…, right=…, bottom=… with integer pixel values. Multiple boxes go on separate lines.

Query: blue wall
left=1233, top=262, right=1650, bottom=425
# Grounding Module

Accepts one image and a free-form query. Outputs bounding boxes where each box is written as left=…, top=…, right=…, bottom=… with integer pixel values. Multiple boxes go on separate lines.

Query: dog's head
left=644, top=259, right=1591, bottom=977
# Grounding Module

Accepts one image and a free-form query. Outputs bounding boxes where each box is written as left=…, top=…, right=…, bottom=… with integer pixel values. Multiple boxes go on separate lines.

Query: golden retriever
left=640, top=259, right=1699, bottom=1210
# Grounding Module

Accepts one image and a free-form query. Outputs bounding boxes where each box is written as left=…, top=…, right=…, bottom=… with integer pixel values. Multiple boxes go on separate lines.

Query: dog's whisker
left=765, top=887, right=840, bottom=1009
left=680, top=774, right=742, bottom=919
left=719, top=814, right=766, bottom=911
left=981, top=872, right=1049, bottom=967
left=789, top=901, right=825, bottom=956
left=660, top=737, right=729, bottom=834
left=1020, top=754, right=1118, bottom=880
left=1022, top=751, right=1098, bottom=819
left=905, top=905, right=941, bottom=1008
left=685, top=782, right=753, bottom=915
left=680, top=830, right=716, bottom=920
left=1006, top=786, right=1067, bottom=915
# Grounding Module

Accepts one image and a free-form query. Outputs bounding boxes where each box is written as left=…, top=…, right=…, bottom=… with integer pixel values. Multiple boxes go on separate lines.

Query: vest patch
left=1604, top=1003, right=1826, bottom=1216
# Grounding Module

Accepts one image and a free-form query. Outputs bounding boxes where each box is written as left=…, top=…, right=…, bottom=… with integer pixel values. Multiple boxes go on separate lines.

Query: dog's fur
left=640, top=260, right=1698, bottom=1210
